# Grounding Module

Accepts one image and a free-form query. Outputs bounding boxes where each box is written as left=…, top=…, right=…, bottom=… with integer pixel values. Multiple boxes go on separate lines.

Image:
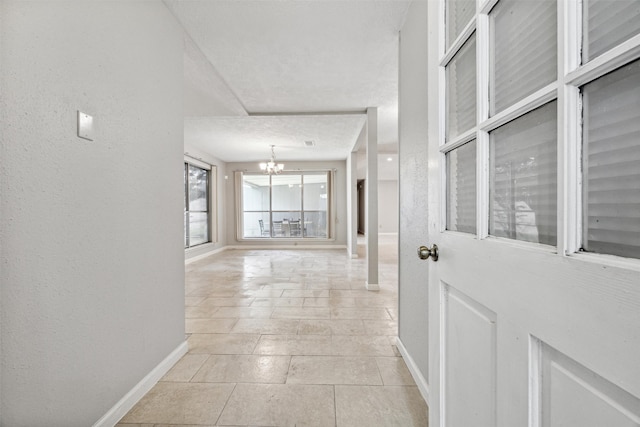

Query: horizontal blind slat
left=583, top=59, right=640, bottom=258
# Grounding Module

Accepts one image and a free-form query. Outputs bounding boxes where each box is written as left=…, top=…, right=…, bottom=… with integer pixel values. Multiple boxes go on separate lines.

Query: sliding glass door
left=241, top=171, right=330, bottom=239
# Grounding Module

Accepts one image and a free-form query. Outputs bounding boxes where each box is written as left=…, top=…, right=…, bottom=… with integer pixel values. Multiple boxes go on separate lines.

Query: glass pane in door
left=490, top=0, right=557, bottom=114
left=583, top=0, right=640, bottom=62
left=582, top=59, right=640, bottom=259
left=446, top=34, right=476, bottom=141
left=446, top=0, right=475, bottom=48
left=489, top=101, right=557, bottom=245
left=447, top=140, right=477, bottom=234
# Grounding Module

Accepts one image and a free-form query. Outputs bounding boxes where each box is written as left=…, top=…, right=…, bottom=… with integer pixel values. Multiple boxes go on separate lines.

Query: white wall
left=183, top=145, right=228, bottom=261
left=225, top=161, right=348, bottom=247
left=0, top=2, right=185, bottom=425
left=398, top=0, right=430, bottom=389
left=378, top=180, right=399, bottom=233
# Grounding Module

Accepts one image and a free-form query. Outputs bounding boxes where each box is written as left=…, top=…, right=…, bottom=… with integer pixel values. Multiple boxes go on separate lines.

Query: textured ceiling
left=166, top=0, right=410, bottom=164
left=184, top=115, right=366, bottom=162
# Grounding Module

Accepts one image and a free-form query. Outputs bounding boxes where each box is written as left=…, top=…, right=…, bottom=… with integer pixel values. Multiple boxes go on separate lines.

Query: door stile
left=428, top=0, right=445, bottom=424
left=557, top=0, right=583, bottom=256
left=477, top=11, right=490, bottom=239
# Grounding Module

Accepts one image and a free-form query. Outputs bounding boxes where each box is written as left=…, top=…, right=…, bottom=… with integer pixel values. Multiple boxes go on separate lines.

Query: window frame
left=184, top=161, right=213, bottom=249
left=237, top=170, right=334, bottom=241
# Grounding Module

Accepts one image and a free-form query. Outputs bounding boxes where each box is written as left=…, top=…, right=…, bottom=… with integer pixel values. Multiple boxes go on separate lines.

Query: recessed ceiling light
left=387, top=157, right=393, bottom=162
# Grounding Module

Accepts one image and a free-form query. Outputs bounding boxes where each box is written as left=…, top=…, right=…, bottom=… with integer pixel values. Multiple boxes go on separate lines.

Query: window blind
left=446, top=0, right=475, bottom=48
left=490, top=101, right=557, bottom=246
left=447, top=140, right=477, bottom=234
left=583, top=0, right=640, bottom=62
left=447, top=35, right=476, bottom=141
left=582, top=59, right=640, bottom=259
left=490, top=0, right=557, bottom=114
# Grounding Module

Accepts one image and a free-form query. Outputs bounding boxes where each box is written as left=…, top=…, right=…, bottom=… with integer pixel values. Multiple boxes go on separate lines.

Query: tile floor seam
left=214, top=382, right=238, bottom=426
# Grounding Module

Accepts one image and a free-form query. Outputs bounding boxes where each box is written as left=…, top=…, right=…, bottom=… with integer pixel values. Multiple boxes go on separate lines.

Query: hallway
left=117, top=236, right=428, bottom=426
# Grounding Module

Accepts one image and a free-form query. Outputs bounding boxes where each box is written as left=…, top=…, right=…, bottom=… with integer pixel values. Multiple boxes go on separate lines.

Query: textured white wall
left=0, top=2, right=185, bottom=425
left=224, top=161, right=348, bottom=247
left=398, top=0, right=430, bottom=386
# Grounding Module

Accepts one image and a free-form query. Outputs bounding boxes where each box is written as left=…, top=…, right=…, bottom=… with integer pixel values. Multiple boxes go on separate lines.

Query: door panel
left=443, top=283, right=496, bottom=427
left=538, top=341, right=640, bottom=427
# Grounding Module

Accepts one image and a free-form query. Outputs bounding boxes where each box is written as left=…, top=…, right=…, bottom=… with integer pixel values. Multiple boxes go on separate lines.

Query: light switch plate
left=77, top=111, right=94, bottom=141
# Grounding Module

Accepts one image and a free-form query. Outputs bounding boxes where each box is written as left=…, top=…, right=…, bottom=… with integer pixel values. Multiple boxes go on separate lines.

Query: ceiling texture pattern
left=165, top=0, right=411, bottom=163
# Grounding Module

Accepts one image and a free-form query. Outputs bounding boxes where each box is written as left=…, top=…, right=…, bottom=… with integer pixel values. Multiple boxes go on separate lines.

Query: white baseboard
left=185, top=245, right=229, bottom=265
left=93, top=340, right=188, bottom=427
left=365, top=281, right=380, bottom=291
left=396, top=337, right=430, bottom=406
left=227, top=244, right=347, bottom=250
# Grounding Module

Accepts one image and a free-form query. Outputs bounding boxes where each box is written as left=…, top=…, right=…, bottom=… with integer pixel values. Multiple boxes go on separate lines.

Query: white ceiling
left=166, top=0, right=410, bottom=166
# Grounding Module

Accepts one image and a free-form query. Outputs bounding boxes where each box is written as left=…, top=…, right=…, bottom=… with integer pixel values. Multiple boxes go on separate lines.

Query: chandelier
left=259, top=145, right=285, bottom=174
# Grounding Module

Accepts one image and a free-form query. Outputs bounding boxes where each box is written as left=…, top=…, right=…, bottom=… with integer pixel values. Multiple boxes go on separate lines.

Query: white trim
left=184, top=155, right=212, bottom=170
left=439, top=128, right=477, bottom=154
left=396, top=337, right=430, bottom=406
left=441, top=19, right=477, bottom=67
left=227, top=244, right=347, bottom=251
left=566, top=33, right=640, bottom=87
left=92, top=341, right=188, bottom=427
left=365, top=281, right=380, bottom=291
left=479, top=82, right=558, bottom=133
left=185, top=245, right=229, bottom=265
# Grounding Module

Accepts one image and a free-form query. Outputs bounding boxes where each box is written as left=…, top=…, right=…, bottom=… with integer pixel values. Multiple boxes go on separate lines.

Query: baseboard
left=93, top=340, right=188, bottom=427
left=365, top=281, right=380, bottom=291
left=185, top=245, right=229, bottom=265
left=396, top=337, right=430, bottom=406
left=227, top=244, right=347, bottom=250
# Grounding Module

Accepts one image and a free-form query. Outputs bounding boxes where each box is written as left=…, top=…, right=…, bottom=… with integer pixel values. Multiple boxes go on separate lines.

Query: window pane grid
left=441, top=0, right=640, bottom=262
left=241, top=172, right=330, bottom=239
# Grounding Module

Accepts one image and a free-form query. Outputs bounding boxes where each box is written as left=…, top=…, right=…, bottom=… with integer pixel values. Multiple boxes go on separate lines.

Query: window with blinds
left=489, top=102, right=557, bottom=246
left=582, top=59, right=640, bottom=259
left=447, top=140, right=477, bottom=234
left=490, top=0, right=557, bottom=115
left=583, top=0, right=640, bottom=63
left=441, top=0, right=640, bottom=261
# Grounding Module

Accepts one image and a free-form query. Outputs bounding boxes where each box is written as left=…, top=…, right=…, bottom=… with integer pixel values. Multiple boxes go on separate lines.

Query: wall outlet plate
left=77, top=111, right=94, bottom=141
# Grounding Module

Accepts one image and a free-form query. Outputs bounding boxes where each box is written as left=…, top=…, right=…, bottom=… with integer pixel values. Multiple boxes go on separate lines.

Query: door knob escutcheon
left=417, top=244, right=438, bottom=261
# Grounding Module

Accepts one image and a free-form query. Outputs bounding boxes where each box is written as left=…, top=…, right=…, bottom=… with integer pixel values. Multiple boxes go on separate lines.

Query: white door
left=425, top=0, right=640, bottom=426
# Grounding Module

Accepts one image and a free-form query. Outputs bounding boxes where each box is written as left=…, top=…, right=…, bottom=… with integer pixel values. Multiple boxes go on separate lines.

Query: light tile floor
left=117, top=236, right=428, bottom=426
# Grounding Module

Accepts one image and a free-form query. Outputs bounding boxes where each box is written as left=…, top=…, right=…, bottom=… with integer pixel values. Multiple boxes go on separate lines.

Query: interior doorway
left=357, top=179, right=365, bottom=235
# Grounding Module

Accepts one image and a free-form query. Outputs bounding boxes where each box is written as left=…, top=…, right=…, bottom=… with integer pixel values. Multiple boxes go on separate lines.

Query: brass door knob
left=417, top=244, right=438, bottom=261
